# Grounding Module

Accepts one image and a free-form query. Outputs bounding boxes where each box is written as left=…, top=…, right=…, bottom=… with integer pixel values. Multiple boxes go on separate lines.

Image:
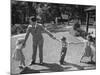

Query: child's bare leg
left=90, top=55, right=94, bottom=62
left=22, top=60, right=25, bottom=66
left=20, top=59, right=25, bottom=66
left=19, top=61, right=23, bottom=66
left=80, top=55, right=85, bottom=62
left=18, top=61, right=23, bottom=69
left=18, top=60, right=25, bottom=69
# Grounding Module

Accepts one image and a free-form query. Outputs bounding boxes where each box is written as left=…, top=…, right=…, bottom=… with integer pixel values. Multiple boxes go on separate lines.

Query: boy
left=59, top=37, right=68, bottom=65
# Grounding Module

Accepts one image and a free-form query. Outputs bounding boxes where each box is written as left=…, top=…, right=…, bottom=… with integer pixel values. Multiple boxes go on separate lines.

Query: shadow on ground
left=20, top=67, right=40, bottom=74
left=20, top=63, right=71, bottom=74
left=63, top=61, right=96, bottom=70
left=20, top=62, right=94, bottom=74
left=62, top=62, right=84, bottom=70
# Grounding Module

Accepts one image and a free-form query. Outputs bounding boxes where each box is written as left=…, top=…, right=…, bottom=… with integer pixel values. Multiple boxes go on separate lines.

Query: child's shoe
left=18, top=65, right=25, bottom=69
left=60, top=61, right=66, bottom=65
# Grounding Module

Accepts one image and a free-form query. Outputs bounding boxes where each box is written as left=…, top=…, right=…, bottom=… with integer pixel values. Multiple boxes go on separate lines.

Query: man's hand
left=52, top=37, right=61, bottom=42
left=52, top=37, right=56, bottom=40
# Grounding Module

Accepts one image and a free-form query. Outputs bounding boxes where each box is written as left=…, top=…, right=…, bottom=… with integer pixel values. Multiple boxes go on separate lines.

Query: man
left=23, top=16, right=58, bottom=65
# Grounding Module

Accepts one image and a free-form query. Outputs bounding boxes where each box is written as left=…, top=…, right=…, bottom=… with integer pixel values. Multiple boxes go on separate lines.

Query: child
left=59, top=37, right=68, bottom=65
left=12, top=38, right=25, bottom=69
left=80, top=36, right=95, bottom=63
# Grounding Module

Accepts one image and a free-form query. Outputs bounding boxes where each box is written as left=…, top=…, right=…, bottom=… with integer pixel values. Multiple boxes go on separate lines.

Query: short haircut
left=61, top=37, right=66, bottom=41
left=30, top=16, right=36, bottom=22
left=31, top=17, right=36, bottom=22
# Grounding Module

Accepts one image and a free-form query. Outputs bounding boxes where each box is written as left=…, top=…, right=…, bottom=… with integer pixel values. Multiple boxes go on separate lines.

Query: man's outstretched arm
left=41, top=26, right=57, bottom=40
left=23, top=25, right=31, bottom=46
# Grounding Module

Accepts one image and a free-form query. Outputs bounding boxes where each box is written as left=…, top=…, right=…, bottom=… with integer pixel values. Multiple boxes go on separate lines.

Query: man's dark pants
left=32, top=39, right=43, bottom=63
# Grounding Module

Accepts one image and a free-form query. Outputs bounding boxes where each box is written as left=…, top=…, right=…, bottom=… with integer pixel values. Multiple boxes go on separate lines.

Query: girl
left=12, top=38, right=25, bottom=69
left=80, top=36, right=95, bottom=63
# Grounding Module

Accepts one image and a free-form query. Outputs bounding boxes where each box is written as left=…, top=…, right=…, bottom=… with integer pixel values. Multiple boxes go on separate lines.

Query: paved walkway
left=11, top=28, right=96, bottom=74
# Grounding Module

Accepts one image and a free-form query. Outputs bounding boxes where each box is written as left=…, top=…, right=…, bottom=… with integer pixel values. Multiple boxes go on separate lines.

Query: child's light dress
left=12, top=44, right=25, bottom=61
left=83, top=40, right=95, bottom=57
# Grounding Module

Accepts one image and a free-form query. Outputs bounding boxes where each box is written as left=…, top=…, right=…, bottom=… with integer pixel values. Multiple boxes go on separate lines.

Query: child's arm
left=55, top=38, right=61, bottom=42
left=68, top=42, right=83, bottom=44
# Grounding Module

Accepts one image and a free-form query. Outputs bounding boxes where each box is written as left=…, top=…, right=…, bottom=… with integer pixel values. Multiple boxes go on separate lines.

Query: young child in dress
left=80, top=35, right=94, bottom=63
left=12, top=38, right=25, bottom=69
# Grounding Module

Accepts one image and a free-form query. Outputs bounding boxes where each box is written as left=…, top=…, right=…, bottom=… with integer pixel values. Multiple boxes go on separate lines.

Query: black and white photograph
left=11, top=0, right=96, bottom=74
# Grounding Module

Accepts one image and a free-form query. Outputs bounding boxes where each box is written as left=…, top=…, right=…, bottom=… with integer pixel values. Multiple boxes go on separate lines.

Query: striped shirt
left=62, top=41, right=68, bottom=48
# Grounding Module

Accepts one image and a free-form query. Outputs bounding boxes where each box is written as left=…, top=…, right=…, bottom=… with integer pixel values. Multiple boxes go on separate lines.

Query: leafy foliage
left=11, top=1, right=90, bottom=24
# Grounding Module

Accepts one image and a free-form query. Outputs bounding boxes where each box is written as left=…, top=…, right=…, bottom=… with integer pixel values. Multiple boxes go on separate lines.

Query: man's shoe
left=39, top=62, right=44, bottom=65
left=29, top=61, right=36, bottom=66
